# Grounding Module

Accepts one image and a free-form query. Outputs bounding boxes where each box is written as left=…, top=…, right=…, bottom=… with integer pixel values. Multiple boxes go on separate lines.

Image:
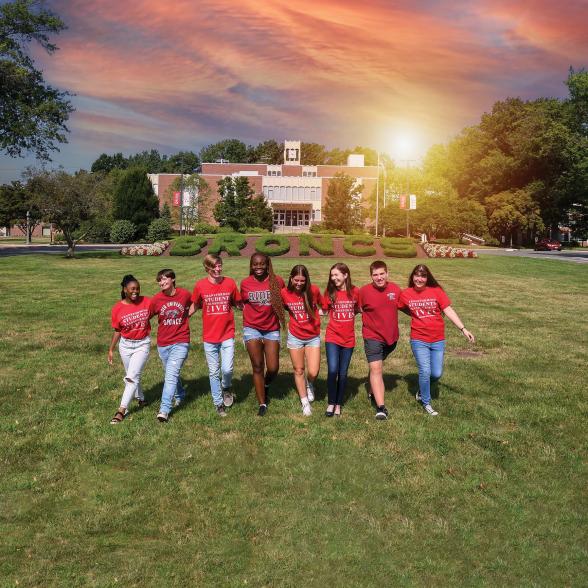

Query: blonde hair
left=203, top=253, right=222, bottom=271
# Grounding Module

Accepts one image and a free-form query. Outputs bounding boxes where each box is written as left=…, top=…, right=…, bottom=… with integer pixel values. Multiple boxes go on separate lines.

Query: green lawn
left=0, top=255, right=586, bottom=586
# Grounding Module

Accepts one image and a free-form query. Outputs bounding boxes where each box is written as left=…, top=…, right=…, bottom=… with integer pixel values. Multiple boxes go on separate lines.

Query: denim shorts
left=243, top=326, right=281, bottom=343
left=287, top=332, right=321, bottom=349
left=364, top=338, right=397, bottom=362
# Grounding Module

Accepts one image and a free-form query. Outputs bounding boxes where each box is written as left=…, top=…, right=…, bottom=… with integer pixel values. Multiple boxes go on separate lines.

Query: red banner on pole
left=173, top=191, right=181, bottom=206
left=399, top=194, right=407, bottom=209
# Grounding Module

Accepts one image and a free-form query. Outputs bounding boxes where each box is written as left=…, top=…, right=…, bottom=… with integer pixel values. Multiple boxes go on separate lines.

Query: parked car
left=534, top=238, right=562, bottom=251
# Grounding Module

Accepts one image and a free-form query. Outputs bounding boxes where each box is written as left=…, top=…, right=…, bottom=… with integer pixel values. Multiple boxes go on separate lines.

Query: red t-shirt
left=281, top=284, right=322, bottom=339
left=191, top=277, right=241, bottom=343
left=324, top=287, right=360, bottom=347
left=149, top=287, right=192, bottom=347
left=398, top=286, right=451, bottom=343
left=358, top=282, right=402, bottom=345
left=111, top=296, right=152, bottom=340
left=240, top=274, right=285, bottom=331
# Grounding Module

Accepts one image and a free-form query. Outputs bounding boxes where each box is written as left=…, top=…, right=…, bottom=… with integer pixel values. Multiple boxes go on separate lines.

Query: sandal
left=137, top=399, right=148, bottom=408
left=110, top=410, right=126, bottom=424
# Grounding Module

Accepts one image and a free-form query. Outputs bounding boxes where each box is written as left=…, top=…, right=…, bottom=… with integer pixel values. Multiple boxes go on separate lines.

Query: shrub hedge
left=110, top=220, right=136, bottom=244
left=299, top=234, right=334, bottom=256
left=255, top=235, right=291, bottom=256
left=208, top=233, right=248, bottom=256
left=380, top=237, right=417, bottom=258
left=170, top=236, right=209, bottom=256
left=343, top=235, right=376, bottom=256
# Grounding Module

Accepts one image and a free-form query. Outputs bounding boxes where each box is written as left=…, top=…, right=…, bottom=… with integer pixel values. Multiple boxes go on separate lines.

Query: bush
left=170, top=236, right=209, bottom=256
left=255, top=235, right=290, bottom=256
left=310, top=223, right=344, bottom=235
left=482, top=234, right=501, bottom=247
left=75, top=218, right=112, bottom=243
left=380, top=237, right=417, bottom=258
left=53, top=233, right=65, bottom=243
left=343, top=235, right=376, bottom=256
left=245, top=227, right=271, bottom=234
left=110, top=220, right=137, bottom=244
left=299, top=234, right=334, bottom=256
left=208, top=233, right=247, bottom=256
left=147, top=218, right=172, bottom=242
left=192, top=223, right=218, bottom=234
left=433, top=238, right=461, bottom=244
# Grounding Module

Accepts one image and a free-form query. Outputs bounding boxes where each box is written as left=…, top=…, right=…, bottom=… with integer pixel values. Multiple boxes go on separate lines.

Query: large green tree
left=0, top=180, right=41, bottom=238
left=214, top=176, right=272, bottom=231
left=200, top=139, right=248, bottom=163
left=323, top=173, right=364, bottom=233
left=0, top=0, right=73, bottom=160
left=27, top=170, right=106, bottom=257
left=112, top=167, right=159, bottom=238
left=165, top=174, right=211, bottom=234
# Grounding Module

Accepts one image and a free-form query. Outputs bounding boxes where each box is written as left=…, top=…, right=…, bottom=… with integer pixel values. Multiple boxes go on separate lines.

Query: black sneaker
left=222, top=388, right=234, bottom=408
left=264, top=384, right=270, bottom=405
left=375, top=405, right=389, bottom=420
left=257, top=403, right=268, bottom=417
left=216, top=405, right=227, bottom=417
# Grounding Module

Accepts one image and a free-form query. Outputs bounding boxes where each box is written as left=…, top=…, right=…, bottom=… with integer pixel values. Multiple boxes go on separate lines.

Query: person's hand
left=462, top=328, right=475, bottom=343
left=108, top=349, right=114, bottom=365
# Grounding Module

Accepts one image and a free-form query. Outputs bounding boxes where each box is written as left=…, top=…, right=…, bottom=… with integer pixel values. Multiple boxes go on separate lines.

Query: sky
left=1, top=0, right=587, bottom=183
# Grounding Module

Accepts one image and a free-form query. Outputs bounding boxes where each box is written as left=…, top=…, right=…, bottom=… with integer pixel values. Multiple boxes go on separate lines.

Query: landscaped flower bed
left=120, top=241, right=170, bottom=256
left=423, top=243, right=478, bottom=258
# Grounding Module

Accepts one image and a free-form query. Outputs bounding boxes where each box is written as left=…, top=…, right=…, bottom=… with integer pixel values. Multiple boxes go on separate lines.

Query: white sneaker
left=415, top=390, right=422, bottom=402
left=423, top=404, right=438, bottom=416
left=302, top=403, right=312, bottom=416
left=305, top=381, right=315, bottom=403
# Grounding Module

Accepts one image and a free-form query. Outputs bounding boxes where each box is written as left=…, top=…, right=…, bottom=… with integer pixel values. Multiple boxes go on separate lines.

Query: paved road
left=472, top=248, right=588, bottom=264
left=0, top=244, right=124, bottom=257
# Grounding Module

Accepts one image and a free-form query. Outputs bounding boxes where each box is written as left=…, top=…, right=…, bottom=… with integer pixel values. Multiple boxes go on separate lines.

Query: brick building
left=149, top=140, right=378, bottom=232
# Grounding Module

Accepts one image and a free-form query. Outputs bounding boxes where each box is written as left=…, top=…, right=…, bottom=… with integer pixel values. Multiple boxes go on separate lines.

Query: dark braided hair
left=250, top=253, right=285, bottom=328
left=120, top=274, right=139, bottom=299
left=287, top=264, right=315, bottom=320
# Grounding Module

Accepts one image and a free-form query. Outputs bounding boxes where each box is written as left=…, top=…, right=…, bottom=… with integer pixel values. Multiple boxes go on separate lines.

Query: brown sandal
left=110, top=410, right=126, bottom=424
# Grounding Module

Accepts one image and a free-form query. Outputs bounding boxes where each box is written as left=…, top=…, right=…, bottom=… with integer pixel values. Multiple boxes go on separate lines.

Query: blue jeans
left=203, top=338, right=235, bottom=407
left=410, top=339, right=445, bottom=405
left=325, top=342, right=354, bottom=406
left=158, top=343, right=190, bottom=414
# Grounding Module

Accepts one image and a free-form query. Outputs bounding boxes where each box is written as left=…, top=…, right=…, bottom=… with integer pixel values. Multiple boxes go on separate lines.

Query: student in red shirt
left=280, top=264, right=322, bottom=416
left=191, top=254, right=241, bottom=417
left=108, top=274, right=152, bottom=424
left=240, top=253, right=286, bottom=416
left=323, top=263, right=360, bottom=417
left=399, top=264, right=475, bottom=416
left=358, top=260, right=402, bottom=420
left=150, top=269, right=192, bottom=423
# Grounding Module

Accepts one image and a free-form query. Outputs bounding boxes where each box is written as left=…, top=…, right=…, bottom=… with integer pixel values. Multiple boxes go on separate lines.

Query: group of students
left=108, top=253, right=475, bottom=424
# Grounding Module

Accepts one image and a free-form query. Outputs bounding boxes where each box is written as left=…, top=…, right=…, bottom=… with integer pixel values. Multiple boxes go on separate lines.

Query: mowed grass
left=0, top=254, right=586, bottom=587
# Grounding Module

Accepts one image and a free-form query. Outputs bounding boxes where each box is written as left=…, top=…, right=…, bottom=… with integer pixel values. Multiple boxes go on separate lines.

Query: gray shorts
left=364, top=338, right=397, bottom=363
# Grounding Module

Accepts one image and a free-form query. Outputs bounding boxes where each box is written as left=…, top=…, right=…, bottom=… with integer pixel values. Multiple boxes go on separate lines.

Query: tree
left=300, top=142, right=327, bottom=165
left=323, top=173, right=364, bottom=233
left=200, top=139, right=248, bottom=163
left=112, top=167, right=159, bottom=238
left=214, top=176, right=272, bottom=231
left=165, top=174, right=211, bottom=234
left=161, top=151, right=200, bottom=173
left=0, top=0, right=73, bottom=160
left=247, top=139, right=283, bottom=164
left=27, top=170, right=106, bottom=257
left=0, top=180, right=42, bottom=239
left=91, top=153, right=128, bottom=173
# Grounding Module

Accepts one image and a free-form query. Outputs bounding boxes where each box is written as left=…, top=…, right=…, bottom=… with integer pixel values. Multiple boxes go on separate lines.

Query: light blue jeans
left=410, top=339, right=445, bottom=406
left=158, top=343, right=190, bottom=415
left=203, top=338, right=235, bottom=407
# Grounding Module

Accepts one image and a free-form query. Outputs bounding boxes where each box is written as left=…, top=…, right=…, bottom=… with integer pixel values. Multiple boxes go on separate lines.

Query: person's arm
left=108, top=330, right=121, bottom=365
left=188, top=302, right=198, bottom=317
left=443, top=306, right=475, bottom=343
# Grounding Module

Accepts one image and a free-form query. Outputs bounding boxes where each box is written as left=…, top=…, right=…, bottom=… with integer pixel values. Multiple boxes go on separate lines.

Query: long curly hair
left=250, top=253, right=285, bottom=328
left=288, top=264, right=315, bottom=320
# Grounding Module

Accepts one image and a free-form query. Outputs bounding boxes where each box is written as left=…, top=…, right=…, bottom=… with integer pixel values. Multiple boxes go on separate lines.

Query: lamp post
left=26, top=210, right=31, bottom=244
left=400, top=159, right=416, bottom=238
left=375, top=153, right=380, bottom=237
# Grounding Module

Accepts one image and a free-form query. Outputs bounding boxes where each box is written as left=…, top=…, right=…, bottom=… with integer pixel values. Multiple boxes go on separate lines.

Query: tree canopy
left=322, top=173, right=364, bottom=233
left=0, top=0, right=73, bottom=160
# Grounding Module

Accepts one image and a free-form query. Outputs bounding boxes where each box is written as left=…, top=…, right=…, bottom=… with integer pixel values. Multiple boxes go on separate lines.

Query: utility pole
left=400, top=160, right=416, bottom=238
left=375, top=152, right=380, bottom=237
left=179, top=157, right=184, bottom=236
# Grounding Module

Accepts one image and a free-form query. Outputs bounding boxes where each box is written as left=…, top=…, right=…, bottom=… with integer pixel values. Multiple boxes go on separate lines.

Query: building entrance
left=273, top=207, right=311, bottom=228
